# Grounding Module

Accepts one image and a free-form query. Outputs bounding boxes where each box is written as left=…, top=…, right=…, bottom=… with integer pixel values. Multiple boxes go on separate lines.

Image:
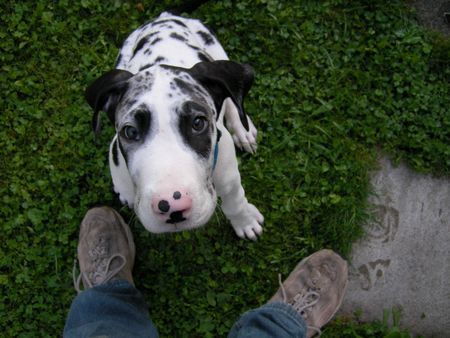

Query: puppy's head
left=86, top=61, right=254, bottom=233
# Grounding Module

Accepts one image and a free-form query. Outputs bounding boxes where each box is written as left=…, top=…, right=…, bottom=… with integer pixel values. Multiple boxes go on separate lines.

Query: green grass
left=1, top=0, right=448, bottom=336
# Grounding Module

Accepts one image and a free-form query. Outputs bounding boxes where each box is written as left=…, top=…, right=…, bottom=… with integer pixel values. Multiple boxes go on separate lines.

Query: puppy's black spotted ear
left=189, top=61, right=254, bottom=131
left=85, top=69, right=133, bottom=135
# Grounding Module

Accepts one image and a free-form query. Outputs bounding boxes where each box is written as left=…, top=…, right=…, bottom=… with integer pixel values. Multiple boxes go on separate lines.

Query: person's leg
left=63, top=207, right=159, bottom=338
left=228, top=301, right=307, bottom=338
left=64, top=279, right=158, bottom=338
left=228, top=249, right=348, bottom=338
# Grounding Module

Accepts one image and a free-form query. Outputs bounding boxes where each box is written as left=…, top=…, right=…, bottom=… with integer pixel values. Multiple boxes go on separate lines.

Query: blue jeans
left=64, top=280, right=307, bottom=338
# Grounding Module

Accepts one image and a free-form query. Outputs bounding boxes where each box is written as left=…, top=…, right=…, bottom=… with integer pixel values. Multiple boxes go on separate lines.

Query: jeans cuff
left=264, top=301, right=307, bottom=327
left=91, top=279, right=134, bottom=292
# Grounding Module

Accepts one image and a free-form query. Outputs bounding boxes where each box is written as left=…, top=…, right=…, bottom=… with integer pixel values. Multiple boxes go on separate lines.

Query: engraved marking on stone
left=356, top=259, right=391, bottom=291
left=366, top=205, right=399, bottom=243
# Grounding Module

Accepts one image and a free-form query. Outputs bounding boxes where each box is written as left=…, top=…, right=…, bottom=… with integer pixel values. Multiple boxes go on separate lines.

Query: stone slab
left=341, top=156, right=450, bottom=337
left=411, top=0, right=450, bottom=37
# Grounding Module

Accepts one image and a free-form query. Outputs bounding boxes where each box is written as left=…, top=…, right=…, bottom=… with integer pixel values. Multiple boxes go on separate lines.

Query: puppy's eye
left=122, top=125, right=140, bottom=141
left=192, top=116, right=208, bottom=133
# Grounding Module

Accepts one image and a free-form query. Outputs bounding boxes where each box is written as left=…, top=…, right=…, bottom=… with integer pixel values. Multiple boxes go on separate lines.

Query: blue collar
left=212, top=129, right=222, bottom=171
left=212, top=141, right=219, bottom=171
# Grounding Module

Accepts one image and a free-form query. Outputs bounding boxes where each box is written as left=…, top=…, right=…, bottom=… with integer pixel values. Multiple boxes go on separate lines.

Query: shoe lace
left=73, top=254, right=126, bottom=293
left=278, top=274, right=322, bottom=336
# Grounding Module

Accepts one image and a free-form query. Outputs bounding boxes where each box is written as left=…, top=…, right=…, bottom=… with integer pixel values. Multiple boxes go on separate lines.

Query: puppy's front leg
left=213, top=126, right=263, bottom=240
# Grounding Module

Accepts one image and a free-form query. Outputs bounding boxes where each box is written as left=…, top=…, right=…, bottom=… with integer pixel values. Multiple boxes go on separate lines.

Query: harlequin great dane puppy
left=86, top=12, right=263, bottom=240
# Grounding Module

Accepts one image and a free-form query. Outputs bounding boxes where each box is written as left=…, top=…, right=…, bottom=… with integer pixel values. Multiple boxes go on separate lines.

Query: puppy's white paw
left=232, top=203, right=264, bottom=240
left=229, top=116, right=258, bottom=154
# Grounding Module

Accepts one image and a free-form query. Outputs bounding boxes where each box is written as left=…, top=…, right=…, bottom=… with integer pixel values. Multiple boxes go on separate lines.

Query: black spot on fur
left=178, top=101, right=212, bottom=158
left=174, top=78, right=194, bottom=96
left=188, top=44, right=200, bottom=51
left=123, top=99, right=138, bottom=110
left=112, top=138, right=120, bottom=166
left=139, top=64, right=153, bottom=71
left=197, top=30, right=215, bottom=45
left=197, top=52, right=211, bottom=62
left=191, top=83, right=209, bottom=98
left=173, top=191, right=181, bottom=199
left=134, top=109, right=151, bottom=139
left=170, top=69, right=182, bottom=76
left=151, top=37, right=162, bottom=45
left=170, top=32, right=187, bottom=41
left=152, top=19, right=187, bottom=28
left=133, top=36, right=149, bottom=56
left=154, top=56, right=167, bottom=64
left=152, top=19, right=171, bottom=26
left=117, top=107, right=152, bottom=163
left=133, top=33, right=158, bottom=57
left=171, top=19, right=188, bottom=28
left=166, top=69, right=209, bottom=101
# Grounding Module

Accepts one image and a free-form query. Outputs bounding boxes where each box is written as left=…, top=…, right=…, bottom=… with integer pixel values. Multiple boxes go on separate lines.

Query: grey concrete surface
left=411, top=0, right=450, bottom=37
left=341, top=156, right=450, bottom=337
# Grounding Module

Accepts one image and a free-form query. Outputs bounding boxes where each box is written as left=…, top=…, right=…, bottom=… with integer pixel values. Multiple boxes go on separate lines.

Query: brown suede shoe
left=270, top=249, right=348, bottom=337
left=74, top=207, right=135, bottom=292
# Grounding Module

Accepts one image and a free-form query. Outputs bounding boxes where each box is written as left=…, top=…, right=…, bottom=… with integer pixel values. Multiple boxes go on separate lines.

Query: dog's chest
left=115, top=13, right=226, bottom=74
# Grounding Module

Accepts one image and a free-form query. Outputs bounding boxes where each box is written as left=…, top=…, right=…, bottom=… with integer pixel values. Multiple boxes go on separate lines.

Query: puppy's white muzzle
left=131, top=139, right=216, bottom=233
